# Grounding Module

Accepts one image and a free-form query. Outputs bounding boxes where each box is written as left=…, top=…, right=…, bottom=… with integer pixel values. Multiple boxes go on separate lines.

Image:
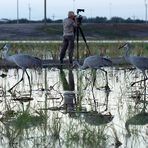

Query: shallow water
left=0, top=66, right=148, bottom=148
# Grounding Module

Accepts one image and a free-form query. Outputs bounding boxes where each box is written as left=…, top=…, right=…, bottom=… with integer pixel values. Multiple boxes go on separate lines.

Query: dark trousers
left=60, top=35, right=74, bottom=64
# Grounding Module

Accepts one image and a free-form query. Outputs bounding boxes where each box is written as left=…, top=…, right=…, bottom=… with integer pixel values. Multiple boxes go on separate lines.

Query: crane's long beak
left=0, top=44, right=6, bottom=50
left=118, top=43, right=127, bottom=49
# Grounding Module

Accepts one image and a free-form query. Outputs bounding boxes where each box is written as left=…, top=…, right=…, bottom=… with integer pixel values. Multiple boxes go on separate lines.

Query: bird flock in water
left=0, top=43, right=148, bottom=92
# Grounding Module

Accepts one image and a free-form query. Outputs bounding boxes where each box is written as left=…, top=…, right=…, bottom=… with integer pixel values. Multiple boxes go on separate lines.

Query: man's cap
left=68, top=11, right=75, bottom=17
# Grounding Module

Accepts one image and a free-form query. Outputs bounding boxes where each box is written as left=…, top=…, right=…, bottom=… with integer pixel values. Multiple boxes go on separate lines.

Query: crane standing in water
left=119, top=43, right=148, bottom=86
left=73, top=55, right=112, bottom=86
left=73, top=55, right=112, bottom=70
left=1, top=44, right=42, bottom=92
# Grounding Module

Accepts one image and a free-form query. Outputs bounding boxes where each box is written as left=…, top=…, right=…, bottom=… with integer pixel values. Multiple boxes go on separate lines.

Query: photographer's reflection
left=60, top=69, right=76, bottom=114
left=125, top=79, right=148, bottom=137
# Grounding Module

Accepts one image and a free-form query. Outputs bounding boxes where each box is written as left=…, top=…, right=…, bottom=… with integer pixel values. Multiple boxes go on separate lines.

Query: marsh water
left=0, top=64, right=148, bottom=148
left=0, top=41, right=148, bottom=148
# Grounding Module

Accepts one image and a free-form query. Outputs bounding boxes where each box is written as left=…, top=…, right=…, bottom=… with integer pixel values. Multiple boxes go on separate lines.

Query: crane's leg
left=8, top=70, right=25, bottom=92
left=100, top=68, right=108, bottom=84
left=131, top=71, right=148, bottom=86
left=99, top=68, right=111, bottom=92
left=87, top=69, right=98, bottom=110
left=25, top=70, right=32, bottom=91
left=103, top=91, right=109, bottom=112
left=143, top=71, right=148, bottom=80
left=91, top=69, right=97, bottom=87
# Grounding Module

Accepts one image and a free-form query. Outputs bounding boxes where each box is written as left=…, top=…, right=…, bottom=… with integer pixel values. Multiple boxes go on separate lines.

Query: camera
left=77, top=9, right=85, bottom=14
left=76, top=9, right=85, bottom=24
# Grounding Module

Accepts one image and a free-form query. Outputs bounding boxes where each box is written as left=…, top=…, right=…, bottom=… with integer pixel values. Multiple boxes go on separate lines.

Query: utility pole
left=28, top=3, right=31, bottom=21
left=44, top=0, right=47, bottom=25
left=52, top=14, right=55, bottom=21
left=73, top=0, right=75, bottom=11
left=17, top=0, right=19, bottom=24
left=145, top=0, right=147, bottom=23
left=109, top=2, right=112, bottom=19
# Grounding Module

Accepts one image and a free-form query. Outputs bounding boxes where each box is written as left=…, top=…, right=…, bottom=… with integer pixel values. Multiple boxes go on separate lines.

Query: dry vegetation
left=1, top=23, right=148, bottom=40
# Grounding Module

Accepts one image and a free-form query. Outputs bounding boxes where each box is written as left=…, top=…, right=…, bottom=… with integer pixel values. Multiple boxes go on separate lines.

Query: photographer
left=60, top=11, right=77, bottom=64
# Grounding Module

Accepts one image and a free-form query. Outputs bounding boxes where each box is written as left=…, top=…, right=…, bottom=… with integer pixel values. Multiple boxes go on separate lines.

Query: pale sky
left=0, top=0, right=146, bottom=20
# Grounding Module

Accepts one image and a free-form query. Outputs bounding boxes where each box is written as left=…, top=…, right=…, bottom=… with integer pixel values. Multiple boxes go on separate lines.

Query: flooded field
left=0, top=66, right=148, bottom=148
left=0, top=42, right=147, bottom=148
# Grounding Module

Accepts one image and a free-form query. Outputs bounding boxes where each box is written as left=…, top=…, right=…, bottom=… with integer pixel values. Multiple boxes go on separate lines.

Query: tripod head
left=75, top=9, right=91, bottom=60
left=77, top=9, right=85, bottom=14
left=76, top=9, right=85, bottom=25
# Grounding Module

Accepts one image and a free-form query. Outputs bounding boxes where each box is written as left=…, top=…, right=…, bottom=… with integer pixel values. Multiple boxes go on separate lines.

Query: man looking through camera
left=60, top=11, right=77, bottom=64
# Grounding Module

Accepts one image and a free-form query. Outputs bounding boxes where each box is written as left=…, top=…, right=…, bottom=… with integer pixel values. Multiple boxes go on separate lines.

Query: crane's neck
left=78, top=63, right=86, bottom=70
left=74, top=61, right=82, bottom=69
left=74, top=61, right=87, bottom=70
left=124, top=46, right=130, bottom=61
left=2, top=48, right=10, bottom=59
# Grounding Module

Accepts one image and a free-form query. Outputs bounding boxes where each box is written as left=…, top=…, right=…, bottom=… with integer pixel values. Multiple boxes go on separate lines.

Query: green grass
left=0, top=42, right=148, bottom=61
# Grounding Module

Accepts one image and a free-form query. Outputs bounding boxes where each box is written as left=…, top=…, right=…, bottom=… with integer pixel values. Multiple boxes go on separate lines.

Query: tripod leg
left=76, top=27, right=79, bottom=60
left=79, top=26, right=91, bottom=55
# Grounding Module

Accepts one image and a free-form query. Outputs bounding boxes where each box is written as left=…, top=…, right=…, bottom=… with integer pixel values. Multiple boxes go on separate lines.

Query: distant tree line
left=0, top=18, right=63, bottom=24
left=0, top=16, right=145, bottom=24
left=84, top=16, right=145, bottom=23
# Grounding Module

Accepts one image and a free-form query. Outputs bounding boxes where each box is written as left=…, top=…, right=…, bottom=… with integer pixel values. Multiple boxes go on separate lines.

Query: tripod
left=76, top=25, right=91, bottom=60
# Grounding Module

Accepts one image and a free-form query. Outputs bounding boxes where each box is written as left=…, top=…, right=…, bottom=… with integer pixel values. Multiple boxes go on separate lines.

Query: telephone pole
left=145, top=0, right=148, bottom=23
left=17, top=0, right=19, bottom=24
left=44, top=0, right=47, bottom=25
left=73, top=0, right=75, bottom=11
left=28, top=3, right=31, bottom=21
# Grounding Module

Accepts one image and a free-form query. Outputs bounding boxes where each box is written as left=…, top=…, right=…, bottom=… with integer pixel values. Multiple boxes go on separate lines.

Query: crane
left=73, top=55, right=112, bottom=87
left=73, top=55, right=112, bottom=70
left=1, top=44, right=42, bottom=92
left=119, top=43, right=148, bottom=86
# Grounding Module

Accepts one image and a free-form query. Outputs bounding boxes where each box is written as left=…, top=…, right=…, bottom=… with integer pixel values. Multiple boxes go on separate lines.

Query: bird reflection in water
left=83, top=85, right=113, bottom=126
left=84, top=68, right=111, bottom=114
left=60, top=68, right=113, bottom=124
left=125, top=79, right=148, bottom=137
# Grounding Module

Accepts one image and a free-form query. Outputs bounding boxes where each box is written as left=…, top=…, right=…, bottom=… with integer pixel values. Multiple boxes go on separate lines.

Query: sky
left=0, top=0, right=147, bottom=20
